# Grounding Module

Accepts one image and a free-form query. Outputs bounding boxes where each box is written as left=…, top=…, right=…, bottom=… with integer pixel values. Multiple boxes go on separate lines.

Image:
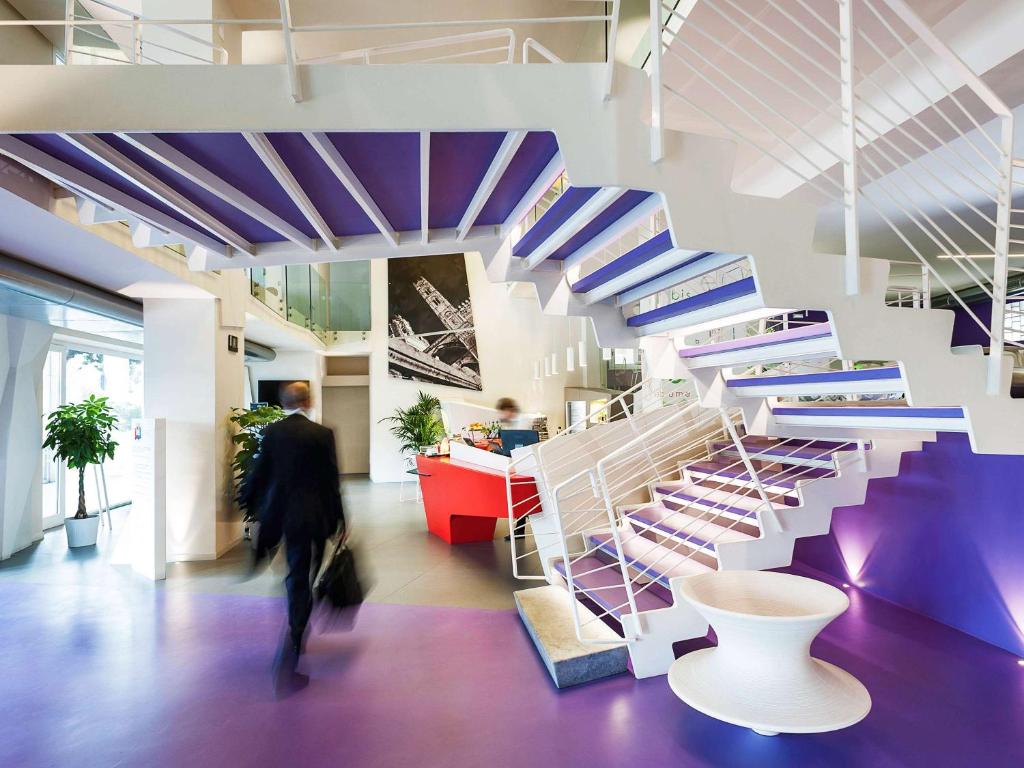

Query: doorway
left=322, top=386, right=371, bottom=475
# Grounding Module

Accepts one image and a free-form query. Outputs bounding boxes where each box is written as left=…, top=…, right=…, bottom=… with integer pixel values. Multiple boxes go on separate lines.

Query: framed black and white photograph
left=386, top=253, right=481, bottom=391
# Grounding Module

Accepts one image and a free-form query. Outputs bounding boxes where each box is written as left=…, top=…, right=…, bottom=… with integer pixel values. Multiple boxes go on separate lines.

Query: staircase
left=504, top=0, right=1023, bottom=681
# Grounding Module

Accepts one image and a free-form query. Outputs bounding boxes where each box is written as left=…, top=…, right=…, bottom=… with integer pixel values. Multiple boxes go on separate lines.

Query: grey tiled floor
left=0, top=476, right=532, bottom=610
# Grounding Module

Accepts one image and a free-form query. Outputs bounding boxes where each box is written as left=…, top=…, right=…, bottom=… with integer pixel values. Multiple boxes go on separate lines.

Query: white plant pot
left=64, top=514, right=101, bottom=548
left=667, top=570, right=871, bottom=736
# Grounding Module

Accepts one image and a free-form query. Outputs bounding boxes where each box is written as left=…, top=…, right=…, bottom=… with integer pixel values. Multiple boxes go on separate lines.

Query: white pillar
left=143, top=295, right=244, bottom=560
left=0, top=316, right=54, bottom=560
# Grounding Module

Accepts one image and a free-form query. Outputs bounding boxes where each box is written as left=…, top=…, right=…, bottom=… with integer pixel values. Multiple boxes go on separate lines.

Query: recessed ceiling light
left=842, top=583, right=851, bottom=589
left=1017, top=659, right=1024, bottom=667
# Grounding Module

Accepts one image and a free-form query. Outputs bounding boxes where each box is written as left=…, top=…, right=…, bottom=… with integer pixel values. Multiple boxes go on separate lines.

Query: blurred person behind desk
left=495, top=397, right=530, bottom=542
left=242, top=381, right=345, bottom=674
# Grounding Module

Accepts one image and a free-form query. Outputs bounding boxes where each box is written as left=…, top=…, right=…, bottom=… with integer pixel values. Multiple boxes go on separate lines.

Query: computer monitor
left=498, top=429, right=540, bottom=456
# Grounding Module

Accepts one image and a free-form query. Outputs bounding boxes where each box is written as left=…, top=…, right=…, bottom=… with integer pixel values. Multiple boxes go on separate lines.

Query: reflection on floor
left=0, top=477, right=1020, bottom=767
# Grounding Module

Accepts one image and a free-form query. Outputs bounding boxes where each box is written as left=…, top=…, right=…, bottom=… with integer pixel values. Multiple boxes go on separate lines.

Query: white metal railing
left=505, top=378, right=693, bottom=580
left=647, top=0, right=1017, bottom=394
left=558, top=408, right=859, bottom=643
left=4, top=2, right=620, bottom=93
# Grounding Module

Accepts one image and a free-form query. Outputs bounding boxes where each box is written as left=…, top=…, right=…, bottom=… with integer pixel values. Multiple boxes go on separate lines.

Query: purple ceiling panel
left=326, top=132, right=421, bottom=233
left=428, top=132, right=507, bottom=230
left=157, top=132, right=318, bottom=239
left=473, top=131, right=559, bottom=227
left=266, top=133, right=376, bottom=237
left=16, top=133, right=218, bottom=240
left=99, top=134, right=284, bottom=243
left=548, top=190, right=655, bottom=261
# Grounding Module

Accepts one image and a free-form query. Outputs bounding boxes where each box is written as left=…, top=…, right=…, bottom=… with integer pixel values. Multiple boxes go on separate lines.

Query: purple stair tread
left=679, top=321, right=832, bottom=359
left=685, top=461, right=835, bottom=487
left=657, top=482, right=801, bottom=507
left=553, top=557, right=670, bottom=614
left=627, top=509, right=716, bottom=551
left=727, top=366, right=903, bottom=388
left=569, top=230, right=675, bottom=293
left=626, top=277, right=758, bottom=328
left=710, top=441, right=843, bottom=461
left=511, top=186, right=600, bottom=259
left=652, top=486, right=763, bottom=516
left=773, top=405, right=965, bottom=418
left=616, top=252, right=719, bottom=299
left=549, top=190, right=655, bottom=261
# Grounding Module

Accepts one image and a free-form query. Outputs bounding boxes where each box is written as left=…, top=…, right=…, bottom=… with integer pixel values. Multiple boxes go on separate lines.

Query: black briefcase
left=315, top=543, right=364, bottom=610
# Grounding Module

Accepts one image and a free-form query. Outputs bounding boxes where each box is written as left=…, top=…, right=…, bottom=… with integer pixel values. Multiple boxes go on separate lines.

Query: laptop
left=497, top=429, right=541, bottom=456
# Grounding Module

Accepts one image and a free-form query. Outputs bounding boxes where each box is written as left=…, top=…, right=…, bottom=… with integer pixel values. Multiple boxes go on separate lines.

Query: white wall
left=0, top=1, right=53, bottom=65
left=248, top=349, right=326, bottom=422
left=143, top=294, right=245, bottom=560
left=0, top=315, right=52, bottom=560
left=368, top=253, right=591, bottom=483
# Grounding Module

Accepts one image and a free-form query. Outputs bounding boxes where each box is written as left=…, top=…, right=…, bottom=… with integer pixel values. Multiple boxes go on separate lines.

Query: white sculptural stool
left=667, top=570, right=871, bottom=736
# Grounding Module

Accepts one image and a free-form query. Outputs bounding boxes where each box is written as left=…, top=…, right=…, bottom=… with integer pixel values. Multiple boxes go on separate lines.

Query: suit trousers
left=285, top=535, right=325, bottom=642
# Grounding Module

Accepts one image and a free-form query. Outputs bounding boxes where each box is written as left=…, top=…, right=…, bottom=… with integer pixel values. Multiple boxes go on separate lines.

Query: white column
left=0, top=316, right=54, bottom=560
left=143, top=293, right=244, bottom=561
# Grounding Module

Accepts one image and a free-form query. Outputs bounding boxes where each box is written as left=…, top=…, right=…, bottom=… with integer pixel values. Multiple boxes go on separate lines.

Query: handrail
left=505, top=377, right=693, bottom=581
left=522, top=38, right=563, bottom=64
left=648, top=0, right=1017, bottom=395
left=299, top=29, right=517, bottom=66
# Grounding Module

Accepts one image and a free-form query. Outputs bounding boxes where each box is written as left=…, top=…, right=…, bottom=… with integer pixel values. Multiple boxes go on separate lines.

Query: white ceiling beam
left=420, top=131, right=430, bottom=245
left=499, top=151, right=563, bottom=240
left=456, top=130, right=527, bottom=242
left=242, top=131, right=338, bottom=252
left=116, top=132, right=315, bottom=252
left=561, top=193, right=664, bottom=272
left=200, top=226, right=504, bottom=271
left=59, top=133, right=255, bottom=255
left=524, top=187, right=626, bottom=270
left=0, top=134, right=229, bottom=257
left=302, top=132, right=398, bottom=247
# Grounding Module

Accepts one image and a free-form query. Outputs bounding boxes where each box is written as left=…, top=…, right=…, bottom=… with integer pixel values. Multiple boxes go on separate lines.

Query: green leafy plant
left=380, top=391, right=445, bottom=454
left=230, top=405, right=286, bottom=520
left=43, top=396, right=118, bottom=519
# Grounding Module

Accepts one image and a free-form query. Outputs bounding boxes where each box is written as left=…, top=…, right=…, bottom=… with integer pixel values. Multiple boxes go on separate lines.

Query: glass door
left=40, top=347, right=65, bottom=529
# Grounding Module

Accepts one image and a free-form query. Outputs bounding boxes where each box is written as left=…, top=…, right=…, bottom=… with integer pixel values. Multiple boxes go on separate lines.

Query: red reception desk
left=416, top=455, right=538, bottom=544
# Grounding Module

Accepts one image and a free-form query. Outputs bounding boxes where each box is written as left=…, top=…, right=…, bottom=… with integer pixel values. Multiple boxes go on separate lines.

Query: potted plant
left=42, top=395, right=118, bottom=548
left=229, top=404, right=285, bottom=536
left=380, top=391, right=445, bottom=455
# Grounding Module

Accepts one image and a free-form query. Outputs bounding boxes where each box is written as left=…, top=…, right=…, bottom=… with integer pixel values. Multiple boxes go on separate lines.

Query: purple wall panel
left=951, top=300, right=993, bottom=347
left=793, top=432, right=1024, bottom=655
left=266, top=133, right=376, bottom=237
left=326, top=132, right=421, bottom=232
left=474, top=131, right=559, bottom=227
left=428, top=132, right=506, bottom=229
left=16, top=134, right=216, bottom=240
left=99, top=134, right=284, bottom=243
left=157, top=132, right=317, bottom=238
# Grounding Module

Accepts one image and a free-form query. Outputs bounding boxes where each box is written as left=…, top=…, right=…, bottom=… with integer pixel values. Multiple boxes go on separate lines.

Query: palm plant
left=42, top=395, right=118, bottom=519
left=229, top=405, right=286, bottom=520
left=380, top=391, right=445, bottom=454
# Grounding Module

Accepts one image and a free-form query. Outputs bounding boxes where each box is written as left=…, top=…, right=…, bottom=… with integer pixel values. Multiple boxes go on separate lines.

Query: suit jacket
left=242, top=413, right=344, bottom=555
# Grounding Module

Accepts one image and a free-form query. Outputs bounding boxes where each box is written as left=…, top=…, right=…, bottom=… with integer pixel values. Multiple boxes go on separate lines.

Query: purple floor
left=0, top=578, right=1021, bottom=768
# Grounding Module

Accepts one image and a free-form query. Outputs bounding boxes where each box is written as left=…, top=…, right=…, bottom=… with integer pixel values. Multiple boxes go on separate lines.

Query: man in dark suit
left=242, top=381, right=344, bottom=664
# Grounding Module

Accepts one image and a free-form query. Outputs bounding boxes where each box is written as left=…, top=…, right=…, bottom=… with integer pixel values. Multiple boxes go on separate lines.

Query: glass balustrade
left=248, top=262, right=371, bottom=344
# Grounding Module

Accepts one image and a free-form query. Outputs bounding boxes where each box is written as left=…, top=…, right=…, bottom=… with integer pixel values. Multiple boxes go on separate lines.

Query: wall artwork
left=387, top=253, right=481, bottom=391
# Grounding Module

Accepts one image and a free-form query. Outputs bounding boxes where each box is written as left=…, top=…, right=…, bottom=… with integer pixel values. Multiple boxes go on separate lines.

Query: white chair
left=399, top=455, right=423, bottom=503
left=667, top=570, right=871, bottom=736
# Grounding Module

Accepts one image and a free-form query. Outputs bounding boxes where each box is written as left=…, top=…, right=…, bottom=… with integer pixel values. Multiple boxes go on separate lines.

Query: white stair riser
left=728, top=379, right=905, bottom=397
